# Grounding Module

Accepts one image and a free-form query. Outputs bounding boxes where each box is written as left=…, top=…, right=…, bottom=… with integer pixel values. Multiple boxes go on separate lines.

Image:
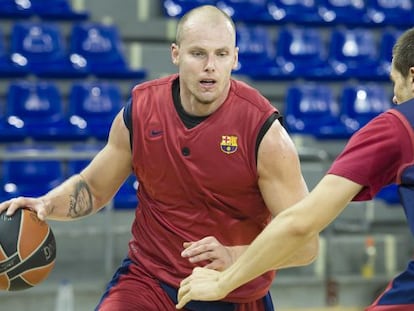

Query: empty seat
left=216, top=0, right=270, bottom=23
left=68, top=82, right=123, bottom=140
left=2, top=145, right=64, bottom=198
left=234, top=24, right=286, bottom=80
left=318, top=0, right=371, bottom=26
left=0, top=26, right=28, bottom=77
left=70, top=23, right=146, bottom=79
left=366, top=0, right=414, bottom=27
left=6, top=81, right=86, bottom=141
left=376, top=29, right=403, bottom=79
left=10, top=22, right=89, bottom=78
left=266, top=0, right=324, bottom=25
left=162, top=0, right=216, bottom=18
left=274, top=26, right=335, bottom=80
left=0, top=0, right=34, bottom=18
left=328, top=28, right=380, bottom=80
left=30, top=0, right=89, bottom=20
left=285, top=83, right=350, bottom=139
left=339, top=84, right=391, bottom=134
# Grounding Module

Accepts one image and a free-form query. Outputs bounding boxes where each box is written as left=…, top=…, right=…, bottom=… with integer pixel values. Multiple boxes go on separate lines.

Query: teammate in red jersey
left=177, top=27, right=414, bottom=311
left=0, top=5, right=317, bottom=311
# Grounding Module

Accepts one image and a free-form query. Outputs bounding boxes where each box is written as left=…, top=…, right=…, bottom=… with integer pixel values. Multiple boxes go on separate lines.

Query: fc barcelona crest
left=220, top=135, right=238, bottom=154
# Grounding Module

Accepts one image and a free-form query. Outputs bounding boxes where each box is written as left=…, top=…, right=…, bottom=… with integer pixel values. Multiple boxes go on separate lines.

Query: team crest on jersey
left=220, top=135, right=238, bottom=154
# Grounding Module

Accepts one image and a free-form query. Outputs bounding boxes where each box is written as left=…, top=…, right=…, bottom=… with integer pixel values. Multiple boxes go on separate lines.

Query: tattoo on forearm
left=68, top=180, right=93, bottom=218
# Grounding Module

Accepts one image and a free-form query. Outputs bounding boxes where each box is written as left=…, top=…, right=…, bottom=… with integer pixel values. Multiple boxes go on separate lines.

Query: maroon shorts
left=95, top=257, right=273, bottom=311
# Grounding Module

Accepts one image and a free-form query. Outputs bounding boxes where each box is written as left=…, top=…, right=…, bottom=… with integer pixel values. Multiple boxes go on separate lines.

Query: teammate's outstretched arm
left=176, top=174, right=362, bottom=308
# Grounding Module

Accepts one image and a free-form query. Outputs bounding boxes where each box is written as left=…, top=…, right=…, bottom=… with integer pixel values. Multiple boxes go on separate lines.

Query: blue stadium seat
left=2, top=145, right=64, bottom=198
left=10, top=22, right=89, bottom=78
left=66, top=143, right=103, bottom=176
left=162, top=0, right=216, bottom=18
left=114, top=174, right=139, bottom=210
left=285, top=83, right=350, bottom=139
left=328, top=28, right=380, bottom=80
left=68, top=82, right=123, bottom=140
left=274, top=26, right=335, bottom=80
left=339, top=84, right=391, bottom=134
left=0, top=26, right=28, bottom=77
left=30, top=0, right=89, bottom=20
left=318, top=0, right=371, bottom=26
left=266, top=0, right=324, bottom=25
left=0, top=0, right=34, bottom=18
left=234, top=24, right=287, bottom=80
left=366, top=0, right=414, bottom=27
left=376, top=29, right=403, bottom=80
left=6, top=81, right=87, bottom=141
left=216, top=0, right=270, bottom=22
left=70, top=23, right=147, bottom=79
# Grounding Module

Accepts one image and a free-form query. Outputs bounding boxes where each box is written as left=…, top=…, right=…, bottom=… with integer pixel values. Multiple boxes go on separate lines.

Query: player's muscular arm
left=257, top=119, right=319, bottom=267
left=38, top=110, right=133, bottom=221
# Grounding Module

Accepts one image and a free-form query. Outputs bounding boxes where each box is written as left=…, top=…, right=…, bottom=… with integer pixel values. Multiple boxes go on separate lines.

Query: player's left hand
left=181, top=236, right=233, bottom=271
left=176, top=267, right=227, bottom=309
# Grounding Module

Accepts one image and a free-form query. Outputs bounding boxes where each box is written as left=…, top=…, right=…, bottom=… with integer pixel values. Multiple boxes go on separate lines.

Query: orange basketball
left=0, top=208, right=56, bottom=291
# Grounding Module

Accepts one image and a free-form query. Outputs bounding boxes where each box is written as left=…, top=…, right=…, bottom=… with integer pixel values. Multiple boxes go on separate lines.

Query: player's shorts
left=95, top=256, right=274, bottom=311
left=365, top=260, right=414, bottom=311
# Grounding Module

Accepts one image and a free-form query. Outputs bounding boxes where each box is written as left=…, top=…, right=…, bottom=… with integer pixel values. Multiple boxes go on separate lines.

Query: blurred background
left=0, top=0, right=413, bottom=310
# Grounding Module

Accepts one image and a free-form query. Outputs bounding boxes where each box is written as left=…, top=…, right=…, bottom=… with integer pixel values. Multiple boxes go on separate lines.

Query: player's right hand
left=0, top=197, right=49, bottom=221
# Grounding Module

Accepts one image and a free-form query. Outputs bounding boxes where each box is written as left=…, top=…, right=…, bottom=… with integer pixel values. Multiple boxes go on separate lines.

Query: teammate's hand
left=176, top=267, right=227, bottom=309
left=181, top=236, right=234, bottom=271
left=0, top=197, right=49, bottom=221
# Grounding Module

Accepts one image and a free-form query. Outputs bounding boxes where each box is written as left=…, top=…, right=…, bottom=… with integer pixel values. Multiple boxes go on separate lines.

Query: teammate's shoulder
left=132, top=74, right=177, bottom=92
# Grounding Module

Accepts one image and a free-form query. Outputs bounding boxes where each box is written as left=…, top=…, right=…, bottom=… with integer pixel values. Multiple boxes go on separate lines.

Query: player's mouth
left=200, top=79, right=216, bottom=89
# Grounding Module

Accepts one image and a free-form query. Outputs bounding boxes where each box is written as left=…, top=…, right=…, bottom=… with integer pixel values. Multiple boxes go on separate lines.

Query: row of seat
left=0, top=144, right=138, bottom=209
left=235, top=25, right=400, bottom=81
left=163, top=0, right=414, bottom=27
left=0, top=80, right=126, bottom=142
left=284, top=83, right=391, bottom=139
left=0, top=21, right=146, bottom=79
left=0, top=0, right=89, bottom=20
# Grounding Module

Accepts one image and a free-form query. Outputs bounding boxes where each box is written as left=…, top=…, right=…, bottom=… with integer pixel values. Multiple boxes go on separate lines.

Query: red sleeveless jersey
left=128, top=74, right=277, bottom=302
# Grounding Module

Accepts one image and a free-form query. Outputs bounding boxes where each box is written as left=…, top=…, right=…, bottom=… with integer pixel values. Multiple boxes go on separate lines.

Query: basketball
left=0, top=208, right=56, bottom=291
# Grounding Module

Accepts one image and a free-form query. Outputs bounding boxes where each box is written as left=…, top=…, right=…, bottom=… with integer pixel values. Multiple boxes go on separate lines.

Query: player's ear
left=171, top=43, right=179, bottom=66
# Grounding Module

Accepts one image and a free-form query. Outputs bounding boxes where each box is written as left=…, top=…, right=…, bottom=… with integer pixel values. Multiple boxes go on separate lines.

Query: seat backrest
left=285, top=84, right=338, bottom=132
left=69, top=82, right=122, bottom=124
left=7, top=81, right=63, bottom=124
left=366, top=0, right=413, bottom=25
left=11, top=22, right=66, bottom=62
left=70, top=23, right=128, bottom=68
left=276, top=27, right=326, bottom=65
left=340, top=84, right=391, bottom=129
left=329, top=28, right=378, bottom=63
left=236, top=24, right=275, bottom=67
left=379, top=29, right=402, bottom=63
left=162, top=0, right=216, bottom=17
left=2, top=145, right=63, bottom=197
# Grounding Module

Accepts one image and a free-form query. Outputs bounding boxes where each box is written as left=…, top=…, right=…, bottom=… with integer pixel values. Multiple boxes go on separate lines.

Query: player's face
left=390, top=62, right=414, bottom=105
left=171, top=19, right=238, bottom=115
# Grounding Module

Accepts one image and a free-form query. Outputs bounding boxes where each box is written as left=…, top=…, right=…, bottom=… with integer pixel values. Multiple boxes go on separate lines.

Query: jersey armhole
left=123, top=97, right=133, bottom=149
left=255, top=113, right=282, bottom=163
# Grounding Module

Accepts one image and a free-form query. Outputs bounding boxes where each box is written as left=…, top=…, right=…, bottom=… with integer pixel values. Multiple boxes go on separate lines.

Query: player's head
left=391, top=27, right=414, bottom=104
left=170, top=5, right=238, bottom=112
